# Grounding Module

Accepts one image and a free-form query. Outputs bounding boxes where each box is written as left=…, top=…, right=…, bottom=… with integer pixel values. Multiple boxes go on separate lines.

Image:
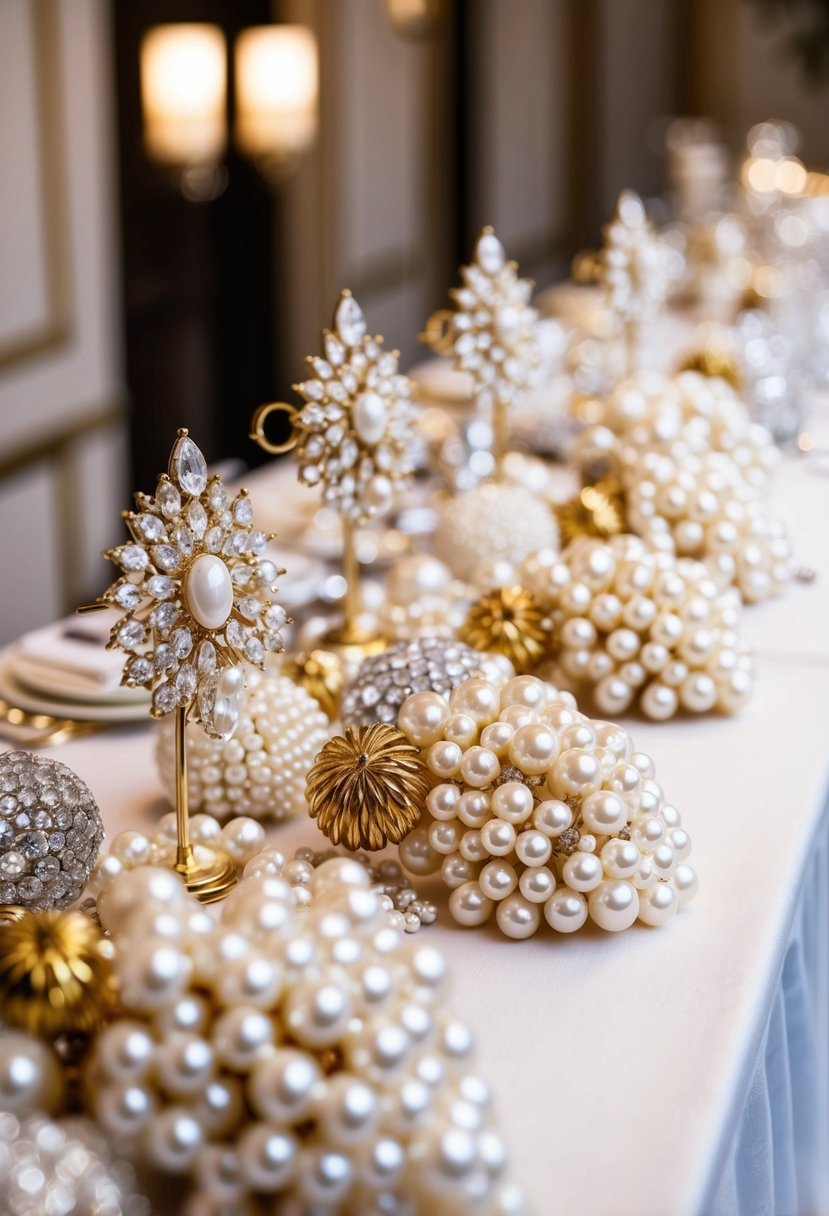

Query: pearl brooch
left=156, top=670, right=330, bottom=824
left=0, top=752, right=104, bottom=911
left=341, top=637, right=511, bottom=728
left=395, top=673, right=697, bottom=936
left=85, top=859, right=526, bottom=1213
left=0, top=1112, right=150, bottom=1216
left=433, top=483, right=559, bottom=585
left=519, top=534, right=754, bottom=719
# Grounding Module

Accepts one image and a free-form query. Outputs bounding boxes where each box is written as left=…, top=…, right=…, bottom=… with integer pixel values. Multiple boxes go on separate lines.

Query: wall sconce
left=384, top=0, right=442, bottom=39
left=140, top=24, right=227, bottom=170
left=234, top=26, right=319, bottom=181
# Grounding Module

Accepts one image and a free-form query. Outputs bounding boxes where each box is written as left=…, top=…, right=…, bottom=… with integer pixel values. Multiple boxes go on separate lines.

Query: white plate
left=8, top=651, right=149, bottom=706
left=0, top=654, right=151, bottom=724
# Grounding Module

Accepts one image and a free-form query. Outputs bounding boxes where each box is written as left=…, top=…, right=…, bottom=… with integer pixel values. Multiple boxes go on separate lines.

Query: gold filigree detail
left=306, top=724, right=430, bottom=851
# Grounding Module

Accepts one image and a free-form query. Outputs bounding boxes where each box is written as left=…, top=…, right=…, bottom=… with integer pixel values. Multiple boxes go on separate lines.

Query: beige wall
left=0, top=0, right=126, bottom=647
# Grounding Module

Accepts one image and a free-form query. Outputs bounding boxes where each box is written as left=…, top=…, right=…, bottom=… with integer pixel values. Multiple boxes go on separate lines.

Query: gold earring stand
left=322, top=518, right=386, bottom=658
left=173, top=705, right=237, bottom=902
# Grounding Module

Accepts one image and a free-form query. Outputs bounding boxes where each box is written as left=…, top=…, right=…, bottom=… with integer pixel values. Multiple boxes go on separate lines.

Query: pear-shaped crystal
left=475, top=229, right=506, bottom=275
left=170, top=434, right=208, bottom=496
left=334, top=292, right=367, bottom=347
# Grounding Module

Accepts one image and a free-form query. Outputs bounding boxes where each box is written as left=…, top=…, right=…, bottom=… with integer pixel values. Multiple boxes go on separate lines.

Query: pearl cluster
left=293, top=845, right=438, bottom=933
left=341, top=638, right=511, bottom=728
left=623, top=449, right=793, bottom=604
left=379, top=555, right=472, bottom=643
left=518, top=536, right=753, bottom=720
left=0, top=1112, right=150, bottom=1216
left=571, top=369, right=779, bottom=491
left=156, top=670, right=330, bottom=823
left=85, top=859, right=525, bottom=1215
left=89, top=813, right=267, bottom=894
left=598, top=190, right=676, bottom=328
left=0, top=752, right=104, bottom=910
left=395, top=674, right=697, bottom=937
left=433, top=483, right=559, bottom=585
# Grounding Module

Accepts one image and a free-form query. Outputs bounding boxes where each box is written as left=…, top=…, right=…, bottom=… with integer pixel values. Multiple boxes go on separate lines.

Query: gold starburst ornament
left=555, top=478, right=626, bottom=545
left=0, top=909, right=117, bottom=1038
left=306, top=724, right=431, bottom=851
left=460, top=585, right=551, bottom=674
left=283, top=649, right=345, bottom=721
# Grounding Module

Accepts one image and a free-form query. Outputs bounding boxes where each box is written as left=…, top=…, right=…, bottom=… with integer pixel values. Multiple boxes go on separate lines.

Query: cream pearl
left=427, top=740, right=463, bottom=779
left=580, top=790, right=627, bottom=835
left=480, top=819, right=517, bottom=857
left=398, top=691, right=449, bottom=747
left=459, top=829, right=489, bottom=863
left=479, top=721, right=515, bottom=757
left=457, top=790, right=491, bottom=829
left=532, top=799, right=572, bottom=837
left=518, top=866, right=555, bottom=903
left=600, top=838, right=641, bottom=879
left=459, top=746, right=500, bottom=788
left=498, top=704, right=535, bottom=730
left=428, top=820, right=462, bottom=856
left=550, top=748, right=602, bottom=798
left=544, top=888, right=588, bottom=933
left=562, top=852, right=603, bottom=893
left=514, top=830, right=552, bottom=868
left=94, top=1081, right=155, bottom=1138
left=441, top=853, right=476, bottom=889
left=679, top=672, right=718, bottom=713
left=283, top=980, right=352, bottom=1049
left=154, top=1034, right=215, bottom=1098
left=184, top=554, right=233, bottom=630
left=588, top=880, right=639, bottom=931
left=449, top=678, right=501, bottom=726
left=220, top=817, right=266, bottom=864
left=111, top=830, right=153, bottom=868
left=248, top=1049, right=321, bottom=1123
left=237, top=1124, right=298, bottom=1192
left=672, top=863, right=699, bottom=905
left=309, top=857, right=371, bottom=895
left=144, top=1107, right=204, bottom=1174
left=0, top=1032, right=64, bottom=1114
left=94, top=1021, right=155, bottom=1082
left=212, top=1006, right=276, bottom=1070
left=399, top=827, right=442, bottom=876
left=639, top=682, right=678, bottom=720
left=508, top=724, right=559, bottom=774
left=478, top=860, right=517, bottom=901
left=118, top=939, right=193, bottom=1013
left=491, top=782, right=534, bottom=825
left=499, top=675, right=548, bottom=709
left=442, top=713, right=479, bottom=749
left=427, top=784, right=461, bottom=821
left=319, top=1072, right=379, bottom=1146
left=496, top=894, right=540, bottom=940
left=593, top=674, right=634, bottom=716
left=637, top=881, right=677, bottom=926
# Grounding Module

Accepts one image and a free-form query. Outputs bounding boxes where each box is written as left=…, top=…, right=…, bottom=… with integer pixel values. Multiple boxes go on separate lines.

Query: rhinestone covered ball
left=0, top=752, right=104, bottom=910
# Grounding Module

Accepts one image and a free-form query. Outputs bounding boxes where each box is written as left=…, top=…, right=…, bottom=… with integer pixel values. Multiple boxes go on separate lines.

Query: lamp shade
left=234, top=25, right=318, bottom=170
left=140, top=24, right=226, bottom=166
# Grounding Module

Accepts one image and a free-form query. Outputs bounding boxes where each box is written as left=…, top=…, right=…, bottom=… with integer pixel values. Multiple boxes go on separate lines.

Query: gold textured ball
left=0, top=909, right=117, bottom=1038
left=460, top=585, right=550, bottom=674
left=555, top=478, right=625, bottom=546
left=677, top=346, right=744, bottom=390
left=306, top=724, right=431, bottom=851
left=284, top=648, right=345, bottom=721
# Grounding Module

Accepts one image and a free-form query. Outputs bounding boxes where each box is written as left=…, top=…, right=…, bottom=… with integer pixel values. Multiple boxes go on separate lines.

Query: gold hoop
left=419, top=309, right=455, bottom=354
left=249, top=402, right=300, bottom=455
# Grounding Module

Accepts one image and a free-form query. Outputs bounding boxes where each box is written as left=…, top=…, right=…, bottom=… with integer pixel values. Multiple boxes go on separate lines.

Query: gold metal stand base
left=321, top=622, right=388, bottom=662
left=175, top=845, right=238, bottom=903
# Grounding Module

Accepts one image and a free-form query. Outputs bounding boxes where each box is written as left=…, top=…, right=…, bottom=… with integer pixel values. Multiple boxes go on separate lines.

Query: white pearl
left=426, top=784, right=460, bottom=821
left=496, top=894, right=540, bottom=939
left=508, top=724, right=559, bottom=774
left=479, top=860, right=517, bottom=901
left=145, top=1107, right=204, bottom=1173
left=184, top=554, right=234, bottom=629
left=459, top=829, right=489, bottom=862
left=519, top=866, right=555, bottom=902
left=0, top=1032, right=64, bottom=1114
left=562, top=852, right=603, bottom=892
left=580, top=790, right=627, bottom=835
left=637, top=881, right=677, bottom=926
left=550, top=748, right=602, bottom=798
left=672, top=863, right=699, bottom=905
left=428, top=819, right=461, bottom=855
left=491, top=781, right=534, bottom=825
left=532, top=800, right=572, bottom=837
left=514, top=830, right=552, bottom=867
left=220, top=817, right=266, bottom=863
left=212, top=1006, right=275, bottom=1069
left=427, top=740, right=463, bottom=779
left=588, top=880, right=639, bottom=931
left=399, top=827, right=442, bottom=876
left=309, top=857, right=370, bottom=895
left=441, top=853, right=475, bottom=889
left=544, top=888, right=588, bottom=933
left=640, top=681, right=678, bottom=720
left=500, top=675, right=548, bottom=709
left=449, top=678, right=501, bottom=725
left=398, top=691, right=449, bottom=747
left=480, top=818, right=517, bottom=857
left=442, top=712, right=479, bottom=749
left=459, top=746, right=500, bottom=788
left=600, top=838, right=641, bottom=879
left=353, top=390, right=387, bottom=445
left=248, top=1049, right=321, bottom=1123
left=479, top=721, right=515, bottom=756
left=237, top=1123, right=297, bottom=1192
left=457, top=790, right=491, bottom=829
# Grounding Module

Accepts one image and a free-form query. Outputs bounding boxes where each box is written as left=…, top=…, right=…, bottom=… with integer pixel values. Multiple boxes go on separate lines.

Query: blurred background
left=1, top=0, right=828, bottom=647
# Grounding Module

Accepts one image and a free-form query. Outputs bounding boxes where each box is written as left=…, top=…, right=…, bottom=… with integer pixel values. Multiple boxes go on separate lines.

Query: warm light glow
left=141, top=24, right=226, bottom=166
left=776, top=157, right=807, bottom=196
left=384, top=0, right=440, bottom=37
left=235, top=26, right=318, bottom=170
left=744, top=157, right=778, bottom=194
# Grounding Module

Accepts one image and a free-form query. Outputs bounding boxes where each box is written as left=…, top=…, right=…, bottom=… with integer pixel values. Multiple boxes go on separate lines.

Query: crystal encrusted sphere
left=395, top=674, right=697, bottom=937
left=433, top=483, right=559, bottom=585
left=341, top=638, right=511, bottom=728
left=156, top=670, right=331, bottom=823
left=0, top=753, right=104, bottom=910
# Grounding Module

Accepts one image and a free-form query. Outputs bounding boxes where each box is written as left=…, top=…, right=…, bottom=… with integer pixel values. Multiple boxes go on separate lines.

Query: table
left=3, top=418, right=829, bottom=1216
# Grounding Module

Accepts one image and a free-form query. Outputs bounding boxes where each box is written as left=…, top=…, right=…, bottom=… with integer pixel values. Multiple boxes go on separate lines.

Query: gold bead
left=284, top=649, right=345, bottom=721
left=0, top=909, right=117, bottom=1038
left=306, top=724, right=431, bottom=851
left=555, top=477, right=626, bottom=546
left=460, top=585, right=551, bottom=674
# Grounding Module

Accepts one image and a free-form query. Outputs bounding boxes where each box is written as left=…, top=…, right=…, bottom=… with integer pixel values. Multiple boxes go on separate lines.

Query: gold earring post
left=170, top=704, right=237, bottom=903
left=323, top=518, right=386, bottom=655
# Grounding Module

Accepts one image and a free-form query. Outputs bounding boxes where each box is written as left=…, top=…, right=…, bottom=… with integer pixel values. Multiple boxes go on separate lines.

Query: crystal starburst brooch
left=97, top=430, right=288, bottom=734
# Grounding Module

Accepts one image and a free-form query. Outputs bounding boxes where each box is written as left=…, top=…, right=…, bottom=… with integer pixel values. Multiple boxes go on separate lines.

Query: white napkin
left=11, top=611, right=129, bottom=695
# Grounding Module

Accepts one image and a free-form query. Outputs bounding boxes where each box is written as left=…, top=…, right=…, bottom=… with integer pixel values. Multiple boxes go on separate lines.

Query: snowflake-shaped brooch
left=98, top=430, right=288, bottom=736
left=251, top=291, right=418, bottom=524
left=423, top=226, right=540, bottom=413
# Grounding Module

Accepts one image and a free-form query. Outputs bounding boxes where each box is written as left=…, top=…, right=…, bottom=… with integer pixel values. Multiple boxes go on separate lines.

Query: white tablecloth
left=2, top=420, right=829, bottom=1215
